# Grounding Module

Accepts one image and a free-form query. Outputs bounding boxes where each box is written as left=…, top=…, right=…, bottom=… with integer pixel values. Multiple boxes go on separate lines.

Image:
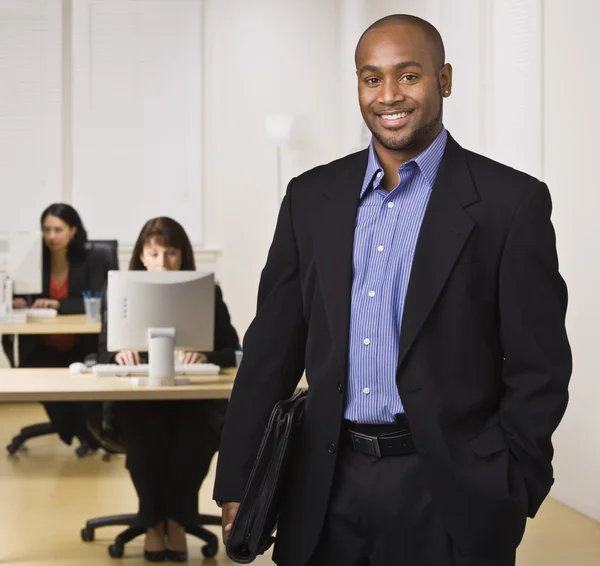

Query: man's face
left=356, top=24, right=451, bottom=155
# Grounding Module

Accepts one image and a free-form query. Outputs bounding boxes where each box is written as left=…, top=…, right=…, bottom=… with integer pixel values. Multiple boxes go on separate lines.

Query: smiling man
left=215, top=14, right=571, bottom=566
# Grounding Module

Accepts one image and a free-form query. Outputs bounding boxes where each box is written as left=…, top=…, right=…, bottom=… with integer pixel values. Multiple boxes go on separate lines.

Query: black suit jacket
left=2, top=248, right=111, bottom=367
left=214, top=134, right=572, bottom=564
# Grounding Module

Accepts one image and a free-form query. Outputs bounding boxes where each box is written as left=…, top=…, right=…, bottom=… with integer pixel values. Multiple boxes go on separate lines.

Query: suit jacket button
left=327, top=442, right=337, bottom=454
left=337, top=383, right=343, bottom=393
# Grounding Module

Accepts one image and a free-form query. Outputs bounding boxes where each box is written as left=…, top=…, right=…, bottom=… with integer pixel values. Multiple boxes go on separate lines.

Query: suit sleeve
left=213, top=179, right=308, bottom=503
left=204, top=285, right=240, bottom=368
left=499, top=181, right=572, bottom=517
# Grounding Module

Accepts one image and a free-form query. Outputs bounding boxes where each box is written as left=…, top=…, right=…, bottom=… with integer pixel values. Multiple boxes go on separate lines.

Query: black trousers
left=22, top=344, right=100, bottom=448
left=304, top=441, right=516, bottom=566
left=114, top=399, right=225, bottom=529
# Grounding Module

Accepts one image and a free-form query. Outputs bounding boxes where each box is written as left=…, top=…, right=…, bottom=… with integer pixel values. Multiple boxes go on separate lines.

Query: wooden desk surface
left=0, top=314, right=101, bottom=335
left=0, top=367, right=238, bottom=401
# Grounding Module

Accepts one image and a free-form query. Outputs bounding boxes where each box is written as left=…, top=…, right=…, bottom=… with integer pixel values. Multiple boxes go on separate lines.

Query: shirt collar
left=360, top=126, right=448, bottom=198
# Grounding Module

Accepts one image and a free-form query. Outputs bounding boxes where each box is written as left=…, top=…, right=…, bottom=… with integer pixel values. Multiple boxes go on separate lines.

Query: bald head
left=355, top=14, right=446, bottom=71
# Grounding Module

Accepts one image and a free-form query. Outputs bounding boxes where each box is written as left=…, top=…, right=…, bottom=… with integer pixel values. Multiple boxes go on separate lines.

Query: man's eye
left=365, top=77, right=380, bottom=85
left=401, top=74, right=418, bottom=82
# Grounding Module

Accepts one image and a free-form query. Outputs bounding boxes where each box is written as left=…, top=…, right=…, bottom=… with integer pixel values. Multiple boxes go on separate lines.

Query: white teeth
left=381, top=112, right=410, bottom=120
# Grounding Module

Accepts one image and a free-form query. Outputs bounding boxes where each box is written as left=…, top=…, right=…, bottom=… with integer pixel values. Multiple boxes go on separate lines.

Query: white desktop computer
left=0, top=231, right=43, bottom=323
left=106, top=270, right=215, bottom=385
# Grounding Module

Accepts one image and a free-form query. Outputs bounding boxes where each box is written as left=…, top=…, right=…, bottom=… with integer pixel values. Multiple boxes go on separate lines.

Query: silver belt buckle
left=351, top=431, right=382, bottom=458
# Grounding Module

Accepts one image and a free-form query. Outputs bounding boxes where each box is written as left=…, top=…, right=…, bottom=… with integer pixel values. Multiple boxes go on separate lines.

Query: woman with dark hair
left=97, top=217, right=239, bottom=562
left=2, top=203, right=111, bottom=449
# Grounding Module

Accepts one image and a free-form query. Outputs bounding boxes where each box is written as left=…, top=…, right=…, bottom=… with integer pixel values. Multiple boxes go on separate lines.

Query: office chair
left=81, top=402, right=220, bottom=558
left=6, top=240, right=119, bottom=457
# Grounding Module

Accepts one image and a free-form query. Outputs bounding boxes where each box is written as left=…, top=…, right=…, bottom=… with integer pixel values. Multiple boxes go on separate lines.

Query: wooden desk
left=0, top=315, right=101, bottom=368
left=0, top=314, right=101, bottom=336
left=0, top=367, right=238, bottom=401
left=0, top=367, right=308, bottom=402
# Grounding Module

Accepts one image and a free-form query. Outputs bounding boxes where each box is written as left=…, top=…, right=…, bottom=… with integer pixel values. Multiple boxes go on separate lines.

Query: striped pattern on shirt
left=344, top=128, right=448, bottom=424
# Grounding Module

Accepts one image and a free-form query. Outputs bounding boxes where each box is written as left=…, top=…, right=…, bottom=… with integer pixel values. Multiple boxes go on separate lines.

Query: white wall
left=542, top=0, right=600, bottom=522
left=202, top=0, right=342, bottom=334
left=71, top=0, right=205, bottom=245
left=0, top=0, right=63, bottom=230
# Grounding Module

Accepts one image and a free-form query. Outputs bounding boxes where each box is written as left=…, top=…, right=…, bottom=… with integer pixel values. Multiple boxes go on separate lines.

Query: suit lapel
left=397, top=135, right=479, bottom=370
left=315, top=150, right=369, bottom=373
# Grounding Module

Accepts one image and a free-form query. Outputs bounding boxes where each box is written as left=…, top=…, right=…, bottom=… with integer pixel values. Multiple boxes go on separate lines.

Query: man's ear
left=440, top=63, right=453, bottom=97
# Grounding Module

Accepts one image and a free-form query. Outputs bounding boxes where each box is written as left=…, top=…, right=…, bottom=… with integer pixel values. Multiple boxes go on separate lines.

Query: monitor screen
left=0, top=232, right=42, bottom=294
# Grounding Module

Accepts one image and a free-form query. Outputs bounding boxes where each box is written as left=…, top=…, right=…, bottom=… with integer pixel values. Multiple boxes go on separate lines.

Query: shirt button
left=363, top=338, right=370, bottom=345
left=363, top=387, right=370, bottom=395
left=327, top=442, right=337, bottom=454
left=376, top=171, right=382, bottom=179
left=337, top=382, right=344, bottom=393
left=377, top=245, right=384, bottom=252
left=387, top=202, right=394, bottom=209
left=368, top=290, right=375, bottom=297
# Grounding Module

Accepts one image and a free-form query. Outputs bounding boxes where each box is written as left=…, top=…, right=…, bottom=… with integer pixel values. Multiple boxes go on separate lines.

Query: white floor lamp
left=265, top=114, right=293, bottom=204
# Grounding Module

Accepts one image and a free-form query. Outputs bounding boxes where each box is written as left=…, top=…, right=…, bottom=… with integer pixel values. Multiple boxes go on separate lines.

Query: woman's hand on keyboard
left=115, top=351, right=142, bottom=366
left=180, top=351, right=208, bottom=365
left=12, top=298, right=27, bottom=309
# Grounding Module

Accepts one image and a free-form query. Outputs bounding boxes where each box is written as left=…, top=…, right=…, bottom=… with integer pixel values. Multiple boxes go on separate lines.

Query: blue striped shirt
left=345, top=127, right=448, bottom=424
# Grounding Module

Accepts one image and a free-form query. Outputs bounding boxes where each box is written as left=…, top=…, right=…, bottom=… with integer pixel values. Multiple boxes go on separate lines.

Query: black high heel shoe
left=144, top=549, right=167, bottom=562
left=165, top=549, right=188, bottom=562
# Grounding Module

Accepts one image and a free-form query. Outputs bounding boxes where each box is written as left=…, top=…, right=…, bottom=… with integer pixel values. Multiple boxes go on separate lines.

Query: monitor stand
left=140, top=327, right=192, bottom=386
left=147, top=327, right=177, bottom=386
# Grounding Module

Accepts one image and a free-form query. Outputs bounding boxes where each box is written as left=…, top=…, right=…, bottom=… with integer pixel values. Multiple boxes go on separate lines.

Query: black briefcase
left=226, top=389, right=307, bottom=564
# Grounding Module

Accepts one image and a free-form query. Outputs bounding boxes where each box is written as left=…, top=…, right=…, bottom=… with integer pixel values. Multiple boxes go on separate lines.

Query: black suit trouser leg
left=304, top=444, right=516, bottom=566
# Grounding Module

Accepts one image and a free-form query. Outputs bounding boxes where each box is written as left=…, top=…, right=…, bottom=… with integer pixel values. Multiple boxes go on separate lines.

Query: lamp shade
left=264, top=114, right=293, bottom=146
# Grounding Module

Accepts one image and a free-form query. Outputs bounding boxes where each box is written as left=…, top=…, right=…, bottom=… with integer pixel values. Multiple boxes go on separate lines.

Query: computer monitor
left=107, top=270, right=215, bottom=384
left=0, top=231, right=43, bottom=323
left=0, top=231, right=43, bottom=294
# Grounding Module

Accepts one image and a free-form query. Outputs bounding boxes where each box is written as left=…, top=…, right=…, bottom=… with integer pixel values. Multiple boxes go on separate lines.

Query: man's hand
left=221, top=502, right=240, bottom=544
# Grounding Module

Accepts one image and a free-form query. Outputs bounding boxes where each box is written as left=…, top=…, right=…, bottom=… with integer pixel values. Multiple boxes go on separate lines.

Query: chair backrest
left=85, top=239, right=119, bottom=271
left=83, top=240, right=121, bottom=452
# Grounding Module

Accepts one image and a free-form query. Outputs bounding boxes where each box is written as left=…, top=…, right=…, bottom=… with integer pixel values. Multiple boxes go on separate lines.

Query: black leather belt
left=344, top=422, right=416, bottom=458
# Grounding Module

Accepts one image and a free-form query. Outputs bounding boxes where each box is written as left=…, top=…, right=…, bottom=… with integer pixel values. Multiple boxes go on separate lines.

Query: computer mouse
left=69, top=362, right=88, bottom=374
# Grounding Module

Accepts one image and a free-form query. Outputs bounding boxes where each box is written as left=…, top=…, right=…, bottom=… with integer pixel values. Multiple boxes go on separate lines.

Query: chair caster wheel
left=108, top=542, right=124, bottom=558
left=202, top=541, right=218, bottom=558
left=6, top=443, right=19, bottom=455
left=102, top=452, right=111, bottom=462
left=81, top=527, right=95, bottom=542
left=75, top=445, right=88, bottom=458
left=76, top=442, right=97, bottom=458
